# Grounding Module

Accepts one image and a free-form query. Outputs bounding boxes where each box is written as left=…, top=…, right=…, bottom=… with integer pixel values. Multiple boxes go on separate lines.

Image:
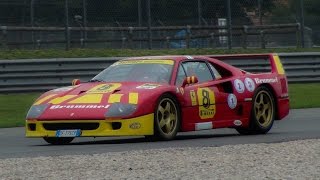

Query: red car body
left=26, top=54, right=289, bottom=143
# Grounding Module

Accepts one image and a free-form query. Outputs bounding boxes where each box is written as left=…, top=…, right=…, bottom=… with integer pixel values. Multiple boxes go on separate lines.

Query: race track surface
left=0, top=108, right=319, bottom=159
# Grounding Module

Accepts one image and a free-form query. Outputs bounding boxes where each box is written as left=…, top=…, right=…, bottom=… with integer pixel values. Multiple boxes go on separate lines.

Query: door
left=176, top=60, right=238, bottom=131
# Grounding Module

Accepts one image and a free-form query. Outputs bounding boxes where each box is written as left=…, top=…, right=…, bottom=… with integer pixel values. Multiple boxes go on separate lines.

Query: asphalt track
left=0, top=108, right=319, bottom=159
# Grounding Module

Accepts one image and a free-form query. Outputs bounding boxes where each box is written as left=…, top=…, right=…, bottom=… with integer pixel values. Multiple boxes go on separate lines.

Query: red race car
left=26, top=54, right=289, bottom=144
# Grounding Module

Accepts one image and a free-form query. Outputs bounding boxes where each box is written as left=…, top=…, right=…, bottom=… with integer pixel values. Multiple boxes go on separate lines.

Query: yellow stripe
left=113, top=60, right=174, bottom=66
left=69, top=94, right=103, bottom=104
left=33, top=94, right=57, bottom=105
left=108, top=94, right=123, bottom=103
left=128, top=93, right=139, bottom=104
left=273, top=55, right=285, bottom=75
left=49, top=95, right=77, bottom=104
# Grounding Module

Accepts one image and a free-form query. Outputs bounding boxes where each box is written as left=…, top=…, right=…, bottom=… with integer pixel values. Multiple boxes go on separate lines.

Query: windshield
left=91, top=60, right=174, bottom=84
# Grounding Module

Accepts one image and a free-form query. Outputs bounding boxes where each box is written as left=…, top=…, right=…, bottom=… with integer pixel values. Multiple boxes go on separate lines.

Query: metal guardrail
left=0, top=52, right=320, bottom=93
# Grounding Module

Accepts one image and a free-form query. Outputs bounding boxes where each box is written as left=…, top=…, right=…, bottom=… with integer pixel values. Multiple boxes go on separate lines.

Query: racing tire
left=43, top=137, right=74, bottom=145
left=236, top=86, right=275, bottom=135
left=146, top=94, right=181, bottom=141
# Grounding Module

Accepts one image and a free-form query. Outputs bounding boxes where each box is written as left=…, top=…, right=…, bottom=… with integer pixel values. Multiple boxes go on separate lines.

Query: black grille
left=43, top=123, right=99, bottom=130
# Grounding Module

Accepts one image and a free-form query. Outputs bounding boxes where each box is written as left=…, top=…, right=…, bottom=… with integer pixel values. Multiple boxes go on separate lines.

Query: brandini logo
left=50, top=105, right=110, bottom=109
left=254, top=77, right=278, bottom=84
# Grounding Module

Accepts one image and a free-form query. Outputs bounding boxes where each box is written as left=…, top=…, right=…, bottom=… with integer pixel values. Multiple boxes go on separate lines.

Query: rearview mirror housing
left=72, top=79, right=81, bottom=86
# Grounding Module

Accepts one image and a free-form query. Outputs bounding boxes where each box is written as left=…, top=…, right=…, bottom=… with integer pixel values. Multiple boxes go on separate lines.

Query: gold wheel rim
left=157, top=98, right=178, bottom=135
left=254, top=90, right=274, bottom=128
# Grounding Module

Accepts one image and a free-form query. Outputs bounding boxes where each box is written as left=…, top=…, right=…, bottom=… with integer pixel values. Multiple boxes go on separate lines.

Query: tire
left=146, top=94, right=181, bottom=141
left=43, top=137, right=74, bottom=145
left=236, top=86, right=275, bottom=135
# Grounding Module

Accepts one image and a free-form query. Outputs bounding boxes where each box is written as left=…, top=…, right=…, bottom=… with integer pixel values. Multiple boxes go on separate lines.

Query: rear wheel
left=43, top=137, right=74, bottom=145
left=236, top=86, right=275, bottom=135
left=146, top=94, right=180, bottom=141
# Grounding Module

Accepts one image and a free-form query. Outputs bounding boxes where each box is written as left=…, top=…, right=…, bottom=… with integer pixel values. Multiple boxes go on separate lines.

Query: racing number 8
left=202, top=89, right=210, bottom=108
left=97, top=84, right=112, bottom=90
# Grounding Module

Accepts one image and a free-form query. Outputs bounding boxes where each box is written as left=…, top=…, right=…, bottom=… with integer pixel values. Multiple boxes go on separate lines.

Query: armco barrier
left=0, top=53, right=320, bottom=93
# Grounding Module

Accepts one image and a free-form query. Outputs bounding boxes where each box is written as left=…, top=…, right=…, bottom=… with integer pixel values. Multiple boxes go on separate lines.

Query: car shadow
left=35, top=132, right=243, bottom=146
left=34, top=131, right=284, bottom=146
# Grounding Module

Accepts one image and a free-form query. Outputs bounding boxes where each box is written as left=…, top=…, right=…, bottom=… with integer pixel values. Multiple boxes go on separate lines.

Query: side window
left=175, top=65, right=187, bottom=86
left=208, top=63, right=222, bottom=80
left=181, top=61, right=214, bottom=83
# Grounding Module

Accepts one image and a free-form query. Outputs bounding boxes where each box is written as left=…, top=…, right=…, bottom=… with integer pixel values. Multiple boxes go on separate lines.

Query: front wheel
left=236, top=86, right=275, bottom=135
left=146, top=94, right=180, bottom=141
left=43, top=137, right=74, bottom=145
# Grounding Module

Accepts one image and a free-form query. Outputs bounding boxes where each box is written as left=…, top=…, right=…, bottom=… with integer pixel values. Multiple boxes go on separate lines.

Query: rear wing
left=208, top=54, right=285, bottom=75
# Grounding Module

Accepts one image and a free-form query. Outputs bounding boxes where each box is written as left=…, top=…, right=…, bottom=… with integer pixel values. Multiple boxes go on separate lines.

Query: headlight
left=105, top=103, right=137, bottom=118
left=26, top=104, right=49, bottom=119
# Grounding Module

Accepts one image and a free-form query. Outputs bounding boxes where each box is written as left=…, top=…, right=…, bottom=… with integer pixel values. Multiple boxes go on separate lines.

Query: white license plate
left=56, top=129, right=81, bottom=137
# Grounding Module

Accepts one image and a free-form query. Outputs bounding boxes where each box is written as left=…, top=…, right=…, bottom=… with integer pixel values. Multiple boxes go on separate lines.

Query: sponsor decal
left=179, top=87, right=185, bottom=95
left=234, top=79, right=245, bottom=93
left=244, top=78, right=255, bottom=92
left=87, top=83, right=122, bottom=94
left=254, top=77, right=278, bottom=84
left=52, top=86, right=74, bottom=92
left=185, top=55, right=193, bottom=59
left=195, top=122, right=213, bottom=131
left=197, top=88, right=216, bottom=119
left=176, top=87, right=180, bottom=93
left=136, top=83, right=161, bottom=89
left=233, top=120, right=242, bottom=126
left=244, top=98, right=252, bottom=102
left=190, top=90, right=197, bottom=106
left=227, top=94, right=237, bottom=109
left=50, top=104, right=110, bottom=109
left=129, top=122, right=141, bottom=129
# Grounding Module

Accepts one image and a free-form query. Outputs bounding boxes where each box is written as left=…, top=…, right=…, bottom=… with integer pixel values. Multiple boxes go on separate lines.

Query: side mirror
left=182, top=76, right=198, bottom=87
left=72, top=79, right=81, bottom=86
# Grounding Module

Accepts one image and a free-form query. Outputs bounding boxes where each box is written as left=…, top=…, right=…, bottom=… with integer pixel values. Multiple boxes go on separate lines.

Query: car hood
left=31, top=82, right=168, bottom=120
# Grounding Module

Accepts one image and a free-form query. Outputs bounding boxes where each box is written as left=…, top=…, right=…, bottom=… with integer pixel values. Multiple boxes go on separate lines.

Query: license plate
left=56, top=129, right=81, bottom=137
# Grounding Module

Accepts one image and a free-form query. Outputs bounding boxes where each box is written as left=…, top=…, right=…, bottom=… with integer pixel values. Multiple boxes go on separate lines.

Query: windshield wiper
left=88, top=79, right=104, bottom=82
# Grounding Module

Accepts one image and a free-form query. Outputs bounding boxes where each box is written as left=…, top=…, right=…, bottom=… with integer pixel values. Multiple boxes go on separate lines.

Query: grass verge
left=0, top=83, right=319, bottom=128
left=0, top=48, right=320, bottom=60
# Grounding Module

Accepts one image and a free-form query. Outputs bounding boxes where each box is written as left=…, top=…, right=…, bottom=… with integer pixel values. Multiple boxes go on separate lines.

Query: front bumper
left=26, top=113, right=154, bottom=137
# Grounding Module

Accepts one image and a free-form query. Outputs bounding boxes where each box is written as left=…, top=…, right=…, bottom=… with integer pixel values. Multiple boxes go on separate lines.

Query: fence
left=1, top=52, right=320, bottom=93
left=0, top=0, right=318, bottom=50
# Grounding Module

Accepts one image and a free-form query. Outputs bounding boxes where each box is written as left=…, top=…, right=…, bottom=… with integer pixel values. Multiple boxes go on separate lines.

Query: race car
left=26, top=54, right=289, bottom=144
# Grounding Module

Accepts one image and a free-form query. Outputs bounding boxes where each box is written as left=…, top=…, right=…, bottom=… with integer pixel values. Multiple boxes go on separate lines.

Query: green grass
left=289, top=83, right=320, bottom=109
left=0, top=93, right=39, bottom=128
left=0, top=83, right=319, bottom=128
left=0, top=48, right=320, bottom=59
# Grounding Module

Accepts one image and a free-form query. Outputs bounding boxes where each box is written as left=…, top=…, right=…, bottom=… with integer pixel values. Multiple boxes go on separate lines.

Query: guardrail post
left=128, top=27, right=133, bottom=49
left=36, top=39, right=41, bottom=49
left=121, top=37, right=126, bottom=49
left=80, top=38, right=84, bottom=48
left=209, top=33, right=215, bottom=48
left=260, top=30, right=265, bottom=49
left=166, top=36, right=170, bottom=49
left=242, top=25, right=248, bottom=49
left=1, top=26, right=8, bottom=49
left=186, top=25, right=191, bottom=49
left=296, top=23, right=301, bottom=48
